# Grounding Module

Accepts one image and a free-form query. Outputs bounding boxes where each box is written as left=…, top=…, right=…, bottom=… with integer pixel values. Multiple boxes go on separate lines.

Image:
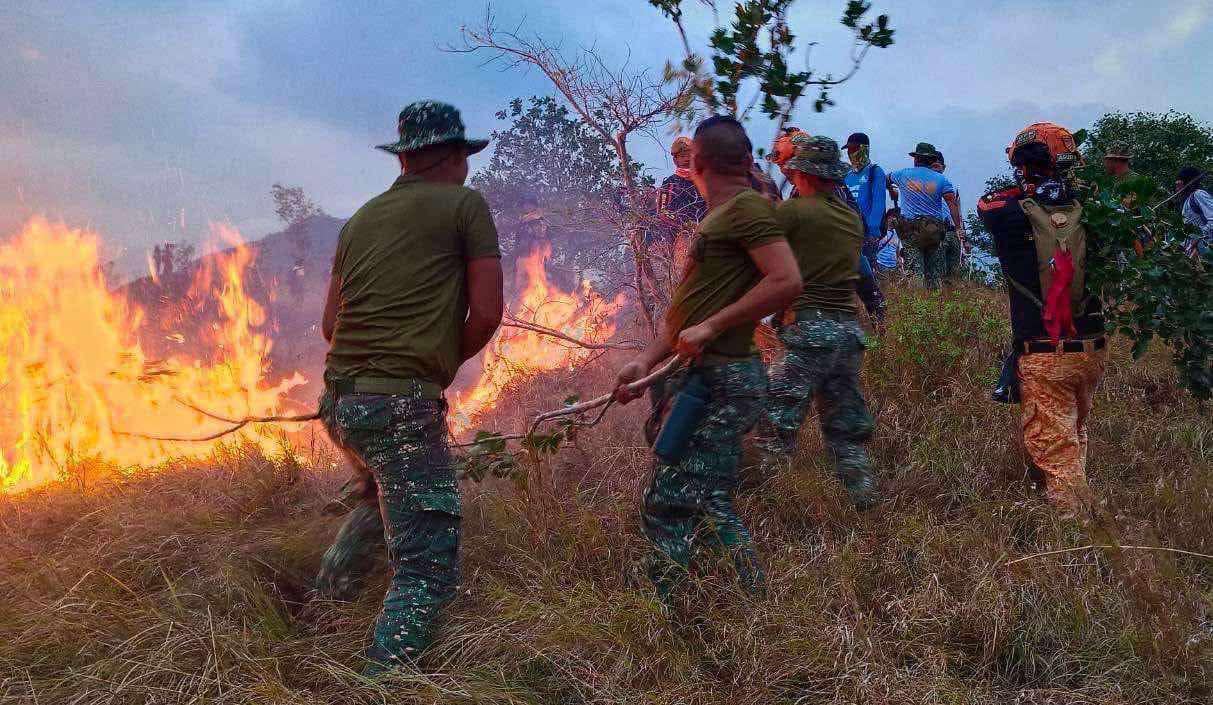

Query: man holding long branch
left=614, top=115, right=802, bottom=600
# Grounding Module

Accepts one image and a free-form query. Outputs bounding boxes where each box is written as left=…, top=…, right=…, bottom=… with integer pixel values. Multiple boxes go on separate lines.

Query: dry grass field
left=2, top=286, right=1210, bottom=704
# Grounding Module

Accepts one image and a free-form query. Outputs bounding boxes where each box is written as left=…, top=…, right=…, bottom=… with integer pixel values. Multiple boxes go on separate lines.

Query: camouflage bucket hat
left=785, top=134, right=850, bottom=181
left=376, top=100, right=489, bottom=155
left=909, top=141, right=939, bottom=159
left=1105, top=142, right=1132, bottom=160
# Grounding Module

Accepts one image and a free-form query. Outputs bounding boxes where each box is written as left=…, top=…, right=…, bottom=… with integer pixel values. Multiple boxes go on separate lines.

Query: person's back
left=876, top=231, right=901, bottom=270
left=755, top=135, right=878, bottom=510
left=316, top=100, right=503, bottom=677
left=326, top=177, right=498, bottom=389
left=1178, top=167, right=1213, bottom=258
left=889, top=165, right=954, bottom=220
left=777, top=191, right=863, bottom=314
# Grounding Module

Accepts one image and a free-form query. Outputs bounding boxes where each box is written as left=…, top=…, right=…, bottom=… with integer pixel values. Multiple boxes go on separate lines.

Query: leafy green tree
left=471, top=96, right=654, bottom=276
left=1082, top=171, right=1212, bottom=399
left=471, top=96, right=650, bottom=216
left=649, top=0, right=894, bottom=129
left=270, top=184, right=325, bottom=227
left=961, top=172, right=1016, bottom=286
left=1080, top=111, right=1213, bottom=188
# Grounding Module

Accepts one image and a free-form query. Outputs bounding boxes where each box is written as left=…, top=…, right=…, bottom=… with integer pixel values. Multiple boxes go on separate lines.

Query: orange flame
left=450, top=243, right=623, bottom=435
left=0, top=218, right=304, bottom=494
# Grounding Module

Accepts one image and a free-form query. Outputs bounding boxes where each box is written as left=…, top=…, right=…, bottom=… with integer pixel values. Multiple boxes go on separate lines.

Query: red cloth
left=1042, top=249, right=1077, bottom=343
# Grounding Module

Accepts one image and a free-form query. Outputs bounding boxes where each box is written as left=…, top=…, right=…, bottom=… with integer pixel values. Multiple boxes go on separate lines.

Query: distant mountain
left=122, top=214, right=345, bottom=409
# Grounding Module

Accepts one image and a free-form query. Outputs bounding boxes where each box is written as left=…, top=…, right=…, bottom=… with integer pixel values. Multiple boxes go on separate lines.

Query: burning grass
left=1, top=285, right=1211, bottom=704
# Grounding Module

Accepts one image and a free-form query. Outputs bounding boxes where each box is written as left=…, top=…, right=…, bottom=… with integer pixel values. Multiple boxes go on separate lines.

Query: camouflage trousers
left=642, top=358, right=767, bottom=600
left=903, top=243, right=946, bottom=290
left=317, top=388, right=459, bottom=672
left=1018, top=349, right=1107, bottom=510
left=754, top=313, right=877, bottom=509
left=941, top=230, right=964, bottom=284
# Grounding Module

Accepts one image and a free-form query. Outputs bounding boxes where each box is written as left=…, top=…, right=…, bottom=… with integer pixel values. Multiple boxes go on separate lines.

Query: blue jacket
left=844, top=164, right=887, bottom=241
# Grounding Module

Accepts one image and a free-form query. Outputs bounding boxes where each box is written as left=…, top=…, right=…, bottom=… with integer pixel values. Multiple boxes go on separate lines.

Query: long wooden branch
left=1003, top=544, right=1213, bottom=567
left=501, top=317, right=642, bottom=351
left=117, top=357, right=684, bottom=447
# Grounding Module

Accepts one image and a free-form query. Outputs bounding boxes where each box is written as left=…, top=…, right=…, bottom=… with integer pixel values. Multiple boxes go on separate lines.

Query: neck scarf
left=848, top=145, right=870, bottom=171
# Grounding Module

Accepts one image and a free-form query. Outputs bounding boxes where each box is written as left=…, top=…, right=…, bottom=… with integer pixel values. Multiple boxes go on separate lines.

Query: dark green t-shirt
left=324, top=175, right=500, bottom=388
left=666, top=189, right=785, bottom=357
left=776, top=192, right=863, bottom=314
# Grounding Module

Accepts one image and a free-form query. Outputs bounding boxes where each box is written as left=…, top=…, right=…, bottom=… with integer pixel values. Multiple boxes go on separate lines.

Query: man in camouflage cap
left=754, top=135, right=879, bottom=509
left=1103, top=143, right=1137, bottom=183
left=316, top=100, right=503, bottom=674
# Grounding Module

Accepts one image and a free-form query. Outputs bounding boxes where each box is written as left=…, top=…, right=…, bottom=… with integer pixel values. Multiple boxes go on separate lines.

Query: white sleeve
left=1193, top=190, right=1213, bottom=237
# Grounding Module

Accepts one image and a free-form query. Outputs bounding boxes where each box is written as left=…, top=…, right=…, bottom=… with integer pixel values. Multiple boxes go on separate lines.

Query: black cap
left=846, top=132, right=870, bottom=147
left=1178, top=166, right=1204, bottom=186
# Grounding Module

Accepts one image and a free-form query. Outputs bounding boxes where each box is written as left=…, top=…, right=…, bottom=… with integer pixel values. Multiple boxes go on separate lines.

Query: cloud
left=1166, top=0, right=1211, bottom=42
left=1, top=0, right=1210, bottom=279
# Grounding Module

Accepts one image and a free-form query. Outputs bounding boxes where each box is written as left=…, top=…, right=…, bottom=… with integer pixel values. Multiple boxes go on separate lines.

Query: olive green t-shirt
left=324, top=175, right=500, bottom=388
left=666, top=189, right=785, bottom=357
left=776, top=192, right=863, bottom=314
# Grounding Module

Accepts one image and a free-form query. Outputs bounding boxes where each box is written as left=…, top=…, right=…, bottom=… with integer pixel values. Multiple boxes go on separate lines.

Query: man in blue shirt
left=887, top=142, right=966, bottom=289
left=843, top=132, right=887, bottom=321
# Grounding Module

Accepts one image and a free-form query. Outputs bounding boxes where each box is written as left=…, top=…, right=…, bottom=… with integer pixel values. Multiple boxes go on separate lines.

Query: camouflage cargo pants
left=903, top=243, right=946, bottom=290
left=1018, top=349, right=1107, bottom=511
left=317, top=389, right=459, bottom=672
left=755, top=313, right=878, bottom=509
left=642, top=358, right=767, bottom=600
left=941, top=230, right=964, bottom=284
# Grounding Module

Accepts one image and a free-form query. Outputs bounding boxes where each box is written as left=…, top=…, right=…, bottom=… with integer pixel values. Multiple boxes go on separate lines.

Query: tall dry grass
left=1, top=285, right=1210, bottom=704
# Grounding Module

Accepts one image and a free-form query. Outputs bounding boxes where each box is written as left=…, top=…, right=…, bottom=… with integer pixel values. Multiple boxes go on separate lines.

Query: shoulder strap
left=1006, top=274, right=1043, bottom=308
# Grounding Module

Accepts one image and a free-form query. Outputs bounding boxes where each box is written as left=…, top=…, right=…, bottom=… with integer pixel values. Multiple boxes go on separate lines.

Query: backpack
left=1008, top=198, right=1091, bottom=341
left=898, top=215, right=946, bottom=252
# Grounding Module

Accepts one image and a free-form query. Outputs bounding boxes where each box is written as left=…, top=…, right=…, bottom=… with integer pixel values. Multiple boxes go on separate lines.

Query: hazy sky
left=3, top=0, right=1211, bottom=275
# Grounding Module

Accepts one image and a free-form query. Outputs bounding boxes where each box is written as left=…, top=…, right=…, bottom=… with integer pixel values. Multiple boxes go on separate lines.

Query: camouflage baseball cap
left=910, top=141, right=939, bottom=159
left=785, top=134, right=850, bottom=181
left=376, top=100, right=489, bottom=155
left=1105, top=142, right=1132, bottom=160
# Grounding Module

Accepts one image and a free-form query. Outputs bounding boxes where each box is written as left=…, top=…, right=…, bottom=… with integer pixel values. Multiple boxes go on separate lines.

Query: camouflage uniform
left=903, top=243, right=946, bottom=289
left=643, top=358, right=767, bottom=599
left=941, top=230, right=964, bottom=284
left=755, top=311, right=878, bottom=508
left=316, top=498, right=384, bottom=600
left=317, top=387, right=459, bottom=672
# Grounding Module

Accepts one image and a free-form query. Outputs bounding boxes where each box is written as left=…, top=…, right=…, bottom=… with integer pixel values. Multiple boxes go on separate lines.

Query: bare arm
left=460, top=256, right=504, bottom=362
left=943, top=191, right=966, bottom=246
left=675, top=239, right=802, bottom=357
left=321, top=271, right=339, bottom=343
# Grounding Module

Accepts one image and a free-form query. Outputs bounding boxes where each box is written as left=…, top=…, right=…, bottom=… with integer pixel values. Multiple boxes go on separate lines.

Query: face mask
left=848, top=145, right=870, bottom=170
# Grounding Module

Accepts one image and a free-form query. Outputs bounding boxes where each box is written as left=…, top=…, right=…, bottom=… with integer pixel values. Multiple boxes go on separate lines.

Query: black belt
left=792, top=307, right=857, bottom=323
left=326, top=375, right=444, bottom=399
left=1021, top=337, right=1106, bottom=354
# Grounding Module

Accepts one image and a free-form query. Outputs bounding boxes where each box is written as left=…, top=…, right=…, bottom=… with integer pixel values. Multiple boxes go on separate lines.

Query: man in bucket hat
left=316, top=100, right=503, bottom=674
left=753, top=135, right=878, bottom=509
left=1103, top=143, right=1136, bottom=183
left=887, top=142, right=965, bottom=289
